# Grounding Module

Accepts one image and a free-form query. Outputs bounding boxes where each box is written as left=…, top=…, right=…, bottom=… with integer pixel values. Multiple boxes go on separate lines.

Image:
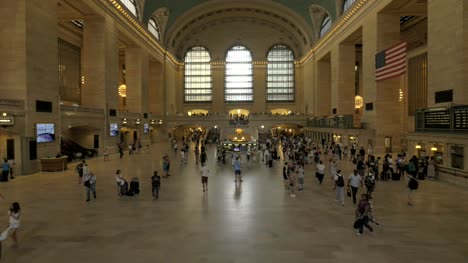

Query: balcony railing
left=306, top=115, right=356, bottom=129
left=0, top=99, right=24, bottom=110
left=61, top=105, right=104, bottom=114
left=415, top=105, right=468, bottom=133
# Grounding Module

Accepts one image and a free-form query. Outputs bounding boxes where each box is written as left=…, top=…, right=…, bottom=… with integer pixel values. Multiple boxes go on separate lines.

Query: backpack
left=336, top=175, right=345, bottom=187
left=408, top=178, right=419, bottom=190
left=365, top=175, right=374, bottom=188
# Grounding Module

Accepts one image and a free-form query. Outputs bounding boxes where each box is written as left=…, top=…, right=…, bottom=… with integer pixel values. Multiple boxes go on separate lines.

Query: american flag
left=375, top=42, right=407, bottom=81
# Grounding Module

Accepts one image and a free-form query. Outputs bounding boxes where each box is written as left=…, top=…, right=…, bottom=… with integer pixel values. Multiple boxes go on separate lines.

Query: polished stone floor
left=0, top=142, right=467, bottom=262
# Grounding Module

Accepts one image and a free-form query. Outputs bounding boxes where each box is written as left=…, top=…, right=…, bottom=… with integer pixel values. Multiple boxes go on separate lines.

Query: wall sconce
left=415, top=145, right=422, bottom=149
left=122, top=118, right=128, bottom=126
left=399, top=89, right=403, bottom=102
left=214, top=125, right=218, bottom=129
left=135, top=119, right=141, bottom=125
left=431, top=147, right=438, bottom=151
left=0, top=113, right=14, bottom=126
left=150, top=119, right=155, bottom=126
left=355, top=96, right=363, bottom=109
left=118, top=84, right=127, bottom=97
left=158, top=120, right=163, bottom=125
left=187, top=111, right=192, bottom=116
left=261, top=125, right=264, bottom=129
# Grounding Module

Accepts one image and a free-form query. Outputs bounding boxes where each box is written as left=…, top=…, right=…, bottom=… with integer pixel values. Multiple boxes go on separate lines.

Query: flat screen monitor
left=36, top=123, right=55, bottom=143
left=233, top=147, right=240, bottom=152
left=144, top=123, right=149, bottom=134
left=109, top=123, right=119, bottom=137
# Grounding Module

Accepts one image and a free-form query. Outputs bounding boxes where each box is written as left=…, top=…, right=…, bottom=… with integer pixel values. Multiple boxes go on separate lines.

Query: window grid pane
left=343, top=0, right=356, bottom=13
left=225, top=46, right=253, bottom=102
left=266, top=45, right=295, bottom=102
left=320, top=16, right=331, bottom=37
left=148, top=18, right=160, bottom=40
left=119, top=0, right=138, bottom=18
left=184, top=46, right=212, bottom=102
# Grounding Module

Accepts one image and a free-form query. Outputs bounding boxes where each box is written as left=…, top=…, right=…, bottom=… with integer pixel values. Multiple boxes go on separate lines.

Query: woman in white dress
left=1, top=202, right=21, bottom=248
left=427, top=156, right=436, bottom=179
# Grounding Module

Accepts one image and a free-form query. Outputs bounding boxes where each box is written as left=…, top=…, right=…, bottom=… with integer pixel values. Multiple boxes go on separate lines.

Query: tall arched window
left=343, top=0, right=356, bottom=13
left=148, top=18, right=160, bottom=40
left=320, top=15, right=332, bottom=37
left=225, top=46, right=253, bottom=102
left=267, top=45, right=295, bottom=102
left=120, top=0, right=138, bottom=18
left=184, top=46, right=212, bottom=102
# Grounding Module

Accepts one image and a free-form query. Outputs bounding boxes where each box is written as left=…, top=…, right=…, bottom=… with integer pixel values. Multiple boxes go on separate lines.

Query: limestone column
left=428, top=0, right=468, bottom=105
left=363, top=13, right=402, bottom=154
left=148, top=61, right=164, bottom=115
left=82, top=15, right=119, bottom=152
left=315, top=59, right=331, bottom=116
left=82, top=16, right=119, bottom=110
left=125, top=47, right=148, bottom=113
left=0, top=0, right=59, bottom=173
left=253, top=64, right=266, bottom=113
left=331, top=43, right=355, bottom=115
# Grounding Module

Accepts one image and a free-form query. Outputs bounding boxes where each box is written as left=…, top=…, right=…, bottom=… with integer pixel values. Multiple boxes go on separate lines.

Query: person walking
left=151, top=171, right=161, bottom=199
left=233, top=156, right=242, bottom=182
left=297, top=163, right=305, bottom=191
left=316, top=160, right=325, bottom=184
left=334, top=169, right=345, bottom=206
left=83, top=171, right=96, bottom=202
left=1, top=158, right=10, bottom=182
left=75, top=160, right=85, bottom=184
left=7, top=158, right=15, bottom=180
left=355, top=194, right=374, bottom=235
left=119, top=144, right=124, bottom=158
left=115, top=169, right=125, bottom=196
left=103, top=148, right=109, bottom=161
left=3, top=202, right=21, bottom=247
left=407, top=174, right=419, bottom=206
left=200, top=162, right=210, bottom=192
left=348, top=170, right=363, bottom=204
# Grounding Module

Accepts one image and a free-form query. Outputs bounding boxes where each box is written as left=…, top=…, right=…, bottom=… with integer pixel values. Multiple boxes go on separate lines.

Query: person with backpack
left=364, top=172, right=376, bottom=199
left=334, top=169, right=345, bottom=206
left=151, top=171, right=161, bottom=199
left=407, top=174, right=419, bottom=206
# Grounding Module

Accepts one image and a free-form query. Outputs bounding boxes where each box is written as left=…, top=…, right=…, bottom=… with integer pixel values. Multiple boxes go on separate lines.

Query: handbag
left=347, top=189, right=352, bottom=197
left=353, top=218, right=363, bottom=229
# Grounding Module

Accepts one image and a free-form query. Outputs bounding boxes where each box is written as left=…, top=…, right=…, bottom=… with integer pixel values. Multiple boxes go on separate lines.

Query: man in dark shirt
left=151, top=171, right=161, bottom=200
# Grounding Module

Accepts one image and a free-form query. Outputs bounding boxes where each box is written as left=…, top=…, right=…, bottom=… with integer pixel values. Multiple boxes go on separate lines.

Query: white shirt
left=8, top=211, right=20, bottom=228
left=348, top=174, right=362, bottom=188
left=115, top=175, right=125, bottom=185
left=316, top=164, right=325, bottom=174
left=200, top=166, right=210, bottom=177
left=297, top=167, right=304, bottom=178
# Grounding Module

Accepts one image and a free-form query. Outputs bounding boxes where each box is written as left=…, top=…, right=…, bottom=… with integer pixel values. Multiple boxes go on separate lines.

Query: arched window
left=320, top=15, right=332, bottom=37
left=343, top=0, right=356, bottom=13
left=120, top=0, right=138, bottom=18
left=225, top=46, right=253, bottom=102
left=148, top=18, right=160, bottom=40
left=267, top=45, right=295, bottom=102
left=184, top=46, right=212, bottom=102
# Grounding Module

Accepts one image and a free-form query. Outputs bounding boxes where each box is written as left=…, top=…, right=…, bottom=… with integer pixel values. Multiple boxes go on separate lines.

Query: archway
left=61, top=125, right=101, bottom=160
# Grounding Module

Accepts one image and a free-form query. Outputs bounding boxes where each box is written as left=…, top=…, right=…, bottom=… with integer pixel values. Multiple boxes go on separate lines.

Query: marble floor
left=0, top=142, right=467, bottom=262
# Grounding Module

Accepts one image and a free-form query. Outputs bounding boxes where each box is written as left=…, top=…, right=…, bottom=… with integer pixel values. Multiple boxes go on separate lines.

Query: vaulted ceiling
left=137, top=0, right=342, bottom=59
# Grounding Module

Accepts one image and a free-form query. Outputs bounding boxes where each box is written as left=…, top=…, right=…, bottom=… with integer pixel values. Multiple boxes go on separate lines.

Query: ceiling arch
left=163, top=1, right=315, bottom=60
left=142, top=0, right=338, bottom=31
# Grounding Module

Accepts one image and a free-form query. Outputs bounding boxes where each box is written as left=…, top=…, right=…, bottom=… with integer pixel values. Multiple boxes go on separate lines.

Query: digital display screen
left=36, top=123, right=55, bottom=143
left=110, top=123, right=119, bottom=137
left=144, top=123, right=149, bottom=134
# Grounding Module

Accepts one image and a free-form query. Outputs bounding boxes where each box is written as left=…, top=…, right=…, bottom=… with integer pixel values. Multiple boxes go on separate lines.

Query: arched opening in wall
left=61, top=125, right=100, bottom=161
left=271, top=124, right=302, bottom=136
left=187, top=109, right=209, bottom=116
left=171, top=125, right=208, bottom=143
left=120, top=126, right=140, bottom=150
left=270, top=109, right=293, bottom=115
left=228, top=109, right=249, bottom=116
